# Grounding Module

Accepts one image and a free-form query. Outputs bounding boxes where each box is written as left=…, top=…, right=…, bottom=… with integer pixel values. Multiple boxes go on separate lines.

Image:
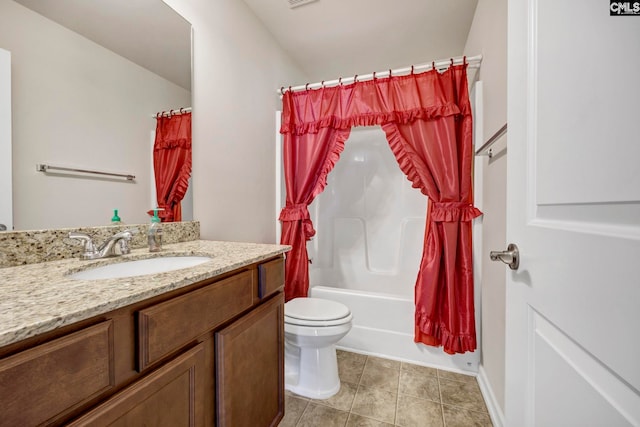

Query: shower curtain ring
left=321, top=80, right=325, bottom=88
left=450, top=58, right=454, bottom=66
left=353, top=74, right=358, bottom=83
left=373, top=71, right=376, bottom=80
left=288, top=86, right=292, bottom=93
left=280, top=86, right=285, bottom=95
left=169, top=109, right=175, bottom=116
left=463, top=55, right=467, bottom=65
left=388, top=69, right=392, bottom=77
left=339, top=77, right=343, bottom=86
left=410, top=65, right=414, bottom=75
left=305, top=83, right=310, bottom=90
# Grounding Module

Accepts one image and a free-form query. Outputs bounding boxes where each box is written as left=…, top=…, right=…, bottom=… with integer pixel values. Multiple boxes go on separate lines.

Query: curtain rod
left=277, top=54, right=482, bottom=94
left=151, top=107, right=192, bottom=118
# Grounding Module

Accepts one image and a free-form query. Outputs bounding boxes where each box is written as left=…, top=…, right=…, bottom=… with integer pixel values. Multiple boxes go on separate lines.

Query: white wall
left=0, top=0, right=190, bottom=230
left=463, top=0, right=508, bottom=417
left=163, top=0, right=307, bottom=244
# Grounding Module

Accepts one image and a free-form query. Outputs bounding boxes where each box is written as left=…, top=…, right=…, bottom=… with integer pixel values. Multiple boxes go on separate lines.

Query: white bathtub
left=310, top=285, right=480, bottom=373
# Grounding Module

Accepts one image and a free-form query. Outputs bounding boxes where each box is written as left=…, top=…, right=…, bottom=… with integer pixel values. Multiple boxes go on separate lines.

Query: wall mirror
left=0, top=0, right=192, bottom=231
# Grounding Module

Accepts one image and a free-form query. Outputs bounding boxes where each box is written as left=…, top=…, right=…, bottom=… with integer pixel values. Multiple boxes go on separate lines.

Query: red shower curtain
left=280, top=63, right=481, bottom=354
left=153, top=112, right=192, bottom=222
left=279, top=127, right=351, bottom=301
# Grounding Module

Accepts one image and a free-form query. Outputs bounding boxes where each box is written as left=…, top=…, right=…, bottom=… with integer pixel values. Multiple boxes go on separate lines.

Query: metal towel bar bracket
left=475, top=123, right=507, bottom=158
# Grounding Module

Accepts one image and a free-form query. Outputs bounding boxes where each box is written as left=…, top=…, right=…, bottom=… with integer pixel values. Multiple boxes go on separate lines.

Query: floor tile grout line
left=438, top=369, right=447, bottom=427
left=293, top=397, right=310, bottom=427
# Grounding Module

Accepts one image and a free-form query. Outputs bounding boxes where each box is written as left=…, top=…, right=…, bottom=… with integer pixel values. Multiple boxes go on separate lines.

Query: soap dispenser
left=148, top=209, right=163, bottom=252
left=111, top=209, right=122, bottom=225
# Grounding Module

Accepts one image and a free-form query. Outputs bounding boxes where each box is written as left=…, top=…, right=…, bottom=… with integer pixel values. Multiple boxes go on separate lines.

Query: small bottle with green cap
left=111, top=209, right=122, bottom=225
left=148, top=208, right=163, bottom=252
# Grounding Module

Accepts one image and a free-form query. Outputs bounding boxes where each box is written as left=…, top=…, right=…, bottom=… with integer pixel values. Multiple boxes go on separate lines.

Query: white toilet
left=284, top=297, right=353, bottom=399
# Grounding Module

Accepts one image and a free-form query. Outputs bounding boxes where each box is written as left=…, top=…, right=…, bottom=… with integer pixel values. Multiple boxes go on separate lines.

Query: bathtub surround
left=0, top=221, right=200, bottom=268
left=279, top=63, right=481, bottom=354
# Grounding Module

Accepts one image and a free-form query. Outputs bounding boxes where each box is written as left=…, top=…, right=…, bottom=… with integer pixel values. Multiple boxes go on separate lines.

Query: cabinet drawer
left=68, top=343, right=205, bottom=427
left=258, top=257, right=284, bottom=299
left=138, top=270, right=254, bottom=370
left=0, top=321, right=114, bottom=427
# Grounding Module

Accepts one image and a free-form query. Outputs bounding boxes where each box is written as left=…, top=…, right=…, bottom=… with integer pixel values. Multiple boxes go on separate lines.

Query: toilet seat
left=285, top=297, right=352, bottom=327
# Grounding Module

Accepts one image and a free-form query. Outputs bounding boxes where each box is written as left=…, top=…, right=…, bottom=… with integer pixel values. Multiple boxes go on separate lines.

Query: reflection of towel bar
left=36, top=164, right=135, bottom=181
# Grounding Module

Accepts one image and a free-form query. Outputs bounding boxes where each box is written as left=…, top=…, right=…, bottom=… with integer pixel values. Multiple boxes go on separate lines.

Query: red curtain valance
left=281, top=70, right=470, bottom=136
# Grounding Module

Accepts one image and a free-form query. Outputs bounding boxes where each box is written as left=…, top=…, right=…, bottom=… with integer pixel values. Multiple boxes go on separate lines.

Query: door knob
left=490, top=243, right=519, bottom=270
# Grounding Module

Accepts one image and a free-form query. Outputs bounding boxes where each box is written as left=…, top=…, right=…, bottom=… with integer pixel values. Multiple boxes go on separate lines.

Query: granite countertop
left=0, top=240, right=290, bottom=348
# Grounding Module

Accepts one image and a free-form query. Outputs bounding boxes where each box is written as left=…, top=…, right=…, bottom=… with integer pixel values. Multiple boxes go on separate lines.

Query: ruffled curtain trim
left=167, top=155, right=192, bottom=207
left=416, top=310, right=477, bottom=354
left=281, top=104, right=459, bottom=136
left=279, top=204, right=310, bottom=221
left=384, top=124, right=431, bottom=195
left=430, top=202, right=483, bottom=222
left=311, top=130, right=348, bottom=198
left=155, top=137, right=192, bottom=150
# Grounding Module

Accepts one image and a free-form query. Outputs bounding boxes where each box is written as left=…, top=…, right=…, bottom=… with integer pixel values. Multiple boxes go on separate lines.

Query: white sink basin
left=67, top=256, right=212, bottom=280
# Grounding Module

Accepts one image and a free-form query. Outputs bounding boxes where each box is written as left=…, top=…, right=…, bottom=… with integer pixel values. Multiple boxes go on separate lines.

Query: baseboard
left=477, top=365, right=505, bottom=427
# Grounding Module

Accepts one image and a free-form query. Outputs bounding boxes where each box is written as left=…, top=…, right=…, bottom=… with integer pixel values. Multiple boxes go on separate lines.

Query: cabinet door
left=68, top=343, right=205, bottom=427
left=216, top=294, right=284, bottom=427
left=0, top=321, right=114, bottom=427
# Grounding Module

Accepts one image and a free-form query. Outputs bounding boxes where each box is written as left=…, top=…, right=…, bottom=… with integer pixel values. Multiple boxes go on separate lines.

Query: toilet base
left=285, top=379, right=341, bottom=400
left=284, top=343, right=341, bottom=400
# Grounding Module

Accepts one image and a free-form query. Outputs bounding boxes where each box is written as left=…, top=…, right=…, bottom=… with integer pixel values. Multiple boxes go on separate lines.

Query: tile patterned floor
left=279, top=350, right=493, bottom=427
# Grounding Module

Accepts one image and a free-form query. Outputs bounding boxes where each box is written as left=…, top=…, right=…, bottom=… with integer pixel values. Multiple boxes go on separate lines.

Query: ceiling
left=12, top=0, right=478, bottom=91
left=243, top=0, right=479, bottom=83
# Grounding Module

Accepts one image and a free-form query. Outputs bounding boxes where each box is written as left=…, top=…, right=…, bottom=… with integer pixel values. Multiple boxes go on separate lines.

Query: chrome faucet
left=69, top=229, right=138, bottom=260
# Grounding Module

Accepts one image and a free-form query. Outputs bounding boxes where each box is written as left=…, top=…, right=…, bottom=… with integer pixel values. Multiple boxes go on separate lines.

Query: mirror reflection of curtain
left=279, top=63, right=481, bottom=354
left=153, top=112, right=192, bottom=222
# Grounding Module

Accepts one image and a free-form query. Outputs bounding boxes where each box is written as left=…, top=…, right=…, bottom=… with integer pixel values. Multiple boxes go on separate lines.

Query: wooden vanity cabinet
left=0, top=256, right=285, bottom=427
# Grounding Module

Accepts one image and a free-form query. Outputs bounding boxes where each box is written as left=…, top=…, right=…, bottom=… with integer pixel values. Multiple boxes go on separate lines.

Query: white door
left=505, top=1, right=640, bottom=426
left=0, top=48, right=11, bottom=231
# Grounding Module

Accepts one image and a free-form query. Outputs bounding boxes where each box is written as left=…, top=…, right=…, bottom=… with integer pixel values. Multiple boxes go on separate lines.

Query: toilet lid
left=285, top=297, right=351, bottom=322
